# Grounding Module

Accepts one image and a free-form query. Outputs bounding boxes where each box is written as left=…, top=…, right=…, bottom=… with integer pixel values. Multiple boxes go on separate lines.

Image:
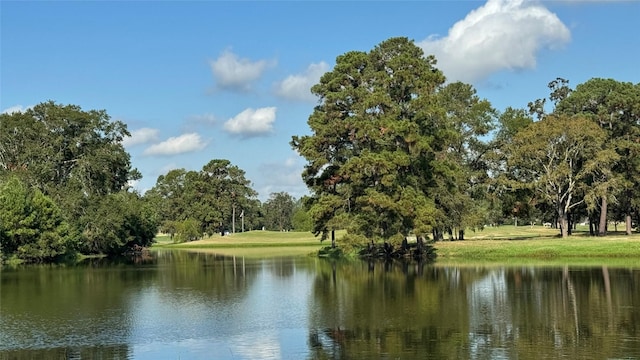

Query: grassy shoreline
left=153, top=226, right=640, bottom=261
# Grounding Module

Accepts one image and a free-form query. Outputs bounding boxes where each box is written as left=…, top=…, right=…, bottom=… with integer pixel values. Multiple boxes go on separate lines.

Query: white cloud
left=223, top=107, right=276, bottom=138
left=274, top=62, right=329, bottom=102
left=143, top=133, right=207, bottom=156
left=2, top=104, right=32, bottom=114
left=122, top=127, right=160, bottom=147
left=209, top=49, right=274, bottom=91
left=417, top=0, right=571, bottom=83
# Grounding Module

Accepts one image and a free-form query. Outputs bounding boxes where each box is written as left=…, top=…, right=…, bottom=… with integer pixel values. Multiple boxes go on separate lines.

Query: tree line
left=2, top=37, right=638, bottom=262
left=144, top=164, right=312, bottom=241
left=0, top=102, right=310, bottom=263
left=291, top=37, right=640, bottom=247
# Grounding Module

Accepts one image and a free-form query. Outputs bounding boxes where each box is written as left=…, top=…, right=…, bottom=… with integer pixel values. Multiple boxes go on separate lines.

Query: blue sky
left=2, top=0, right=639, bottom=201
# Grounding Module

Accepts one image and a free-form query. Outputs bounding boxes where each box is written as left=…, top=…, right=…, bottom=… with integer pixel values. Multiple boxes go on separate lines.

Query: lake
left=1, top=250, right=639, bottom=359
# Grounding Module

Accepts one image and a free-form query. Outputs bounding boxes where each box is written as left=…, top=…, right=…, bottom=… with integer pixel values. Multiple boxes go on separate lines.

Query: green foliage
left=334, top=233, right=369, bottom=255
left=291, top=198, right=313, bottom=232
left=0, top=177, right=74, bottom=262
left=317, top=246, right=344, bottom=259
left=78, top=191, right=158, bottom=255
left=507, top=115, right=617, bottom=237
left=0, top=101, right=134, bottom=197
left=262, top=192, right=295, bottom=231
left=292, top=37, right=495, bottom=247
left=175, top=219, right=201, bottom=243
left=556, top=78, right=640, bottom=233
left=146, top=159, right=259, bottom=237
left=0, top=101, right=150, bottom=261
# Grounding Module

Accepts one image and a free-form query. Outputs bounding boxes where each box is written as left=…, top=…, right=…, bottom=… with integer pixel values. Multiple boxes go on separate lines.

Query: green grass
left=153, top=226, right=640, bottom=262
left=152, top=230, right=332, bottom=257
left=437, top=225, right=640, bottom=264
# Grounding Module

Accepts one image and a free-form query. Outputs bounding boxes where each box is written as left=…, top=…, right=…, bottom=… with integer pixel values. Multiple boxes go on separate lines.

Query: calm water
left=1, top=250, right=639, bottom=359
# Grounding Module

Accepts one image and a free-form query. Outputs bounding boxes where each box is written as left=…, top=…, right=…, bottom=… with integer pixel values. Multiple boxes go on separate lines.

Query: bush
left=175, top=219, right=201, bottom=242
left=0, top=177, right=75, bottom=262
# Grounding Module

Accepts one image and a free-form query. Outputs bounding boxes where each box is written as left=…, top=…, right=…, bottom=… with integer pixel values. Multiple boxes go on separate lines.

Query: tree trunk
left=458, top=229, right=465, bottom=241
left=567, top=212, right=573, bottom=235
left=598, top=196, right=607, bottom=236
left=559, top=208, right=569, bottom=238
left=331, top=230, right=336, bottom=249
left=232, top=205, right=236, bottom=234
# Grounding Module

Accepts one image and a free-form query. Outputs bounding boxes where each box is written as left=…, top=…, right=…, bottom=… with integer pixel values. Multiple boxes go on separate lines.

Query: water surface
left=1, top=250, right=639, bottom=359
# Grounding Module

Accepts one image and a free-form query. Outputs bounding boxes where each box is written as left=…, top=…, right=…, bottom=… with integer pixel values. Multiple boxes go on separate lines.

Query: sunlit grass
left=152, top=230, right=332, bottom=257
left=153, top=225, right=640, bottom=260
left=438, top=225, right=640, bottom=260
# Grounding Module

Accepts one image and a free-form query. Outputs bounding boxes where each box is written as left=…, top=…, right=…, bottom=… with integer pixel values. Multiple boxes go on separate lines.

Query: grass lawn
left=153, top=226, right=640, bottom=262
left=436, top=225, right=640, bottom=265
left=152, top=230, right=329, bottom=257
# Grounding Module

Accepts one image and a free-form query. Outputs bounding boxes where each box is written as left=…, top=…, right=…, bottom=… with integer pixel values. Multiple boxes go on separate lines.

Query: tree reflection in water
left=308, top=260, right=640, bottom=360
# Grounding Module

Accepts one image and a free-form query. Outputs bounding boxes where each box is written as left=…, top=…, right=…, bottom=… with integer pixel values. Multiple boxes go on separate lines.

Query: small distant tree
left=146, top=159, right=258, bottom=236
left=263, top=192, right=295, bottom=231
left=175, top=219, right=201, bottom=243
left=291, top=197, right=313, bottom=232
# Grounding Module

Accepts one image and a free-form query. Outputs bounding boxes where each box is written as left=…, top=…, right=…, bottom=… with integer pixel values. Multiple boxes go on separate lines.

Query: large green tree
left=0, top=101, right=136, bottom=197
left=429, top=82, right=496, bottom=240
left=507, top=115, right=617, bottom=238
left=293, top=37, right=479, bottom=246
left=489, top=107, right=537, bottom=226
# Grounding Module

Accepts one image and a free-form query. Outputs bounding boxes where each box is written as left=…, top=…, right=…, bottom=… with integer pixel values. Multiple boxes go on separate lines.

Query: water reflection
left=1, top=252, right=639, bottom=359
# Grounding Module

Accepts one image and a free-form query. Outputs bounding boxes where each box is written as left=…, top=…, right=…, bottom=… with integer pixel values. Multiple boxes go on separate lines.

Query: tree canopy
left=292, top=37, right=495, bottom=245
left=0, top=101, right=135, bottom=197
left=146, top=159, right=259, bottom=240
left=506, top=115, right=617, bottom=238
left=0, top=102, right=153, bottom=262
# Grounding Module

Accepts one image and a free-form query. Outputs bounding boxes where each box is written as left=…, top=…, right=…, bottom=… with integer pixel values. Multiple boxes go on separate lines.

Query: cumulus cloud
left=122, top=127, right=160, bottom=147
left=143, top=133, right=207, bottom=156
left=273, top=62, right=329, bottom=102
left=2, top=104, right=32, bottom=114
left=223, top=107, right=276, bottom=138
left=417, top=0, right=571, bottom=83
left=209, top=49, right=274, bottom=91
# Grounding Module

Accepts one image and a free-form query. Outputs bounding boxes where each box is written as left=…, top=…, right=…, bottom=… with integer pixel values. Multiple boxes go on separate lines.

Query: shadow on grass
left=464, top=229, right=603, bottom=241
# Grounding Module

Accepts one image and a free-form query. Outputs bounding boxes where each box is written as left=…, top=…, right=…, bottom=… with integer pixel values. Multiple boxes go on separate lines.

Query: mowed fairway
left=153, top=230, right=329, bottom=257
